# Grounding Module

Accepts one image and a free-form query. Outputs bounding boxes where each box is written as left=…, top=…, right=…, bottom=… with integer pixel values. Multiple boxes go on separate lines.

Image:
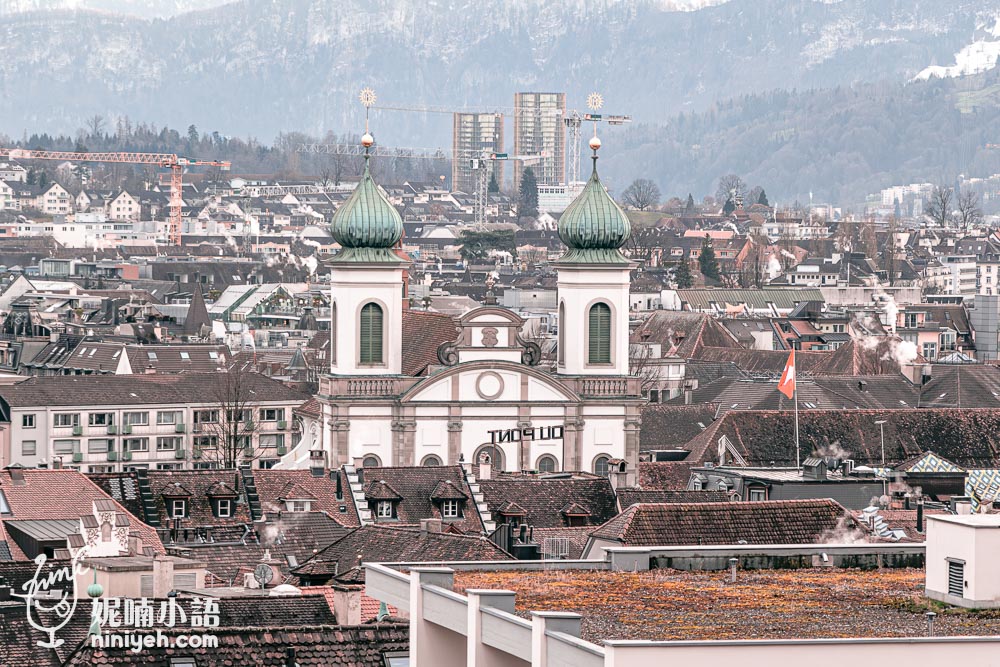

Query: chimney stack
left=916, top=500, right=924, bottom=534
left=331, top=584, right=362, bottom=625
left=152, top=554, right=175, bottom=598
left=420, top=518, right=442, bottom=534
left=480, top=462, right=492, bottom=481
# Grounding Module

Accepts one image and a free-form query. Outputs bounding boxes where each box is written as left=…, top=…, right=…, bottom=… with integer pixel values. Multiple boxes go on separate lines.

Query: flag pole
left=794, top=374, right=800, bottom=469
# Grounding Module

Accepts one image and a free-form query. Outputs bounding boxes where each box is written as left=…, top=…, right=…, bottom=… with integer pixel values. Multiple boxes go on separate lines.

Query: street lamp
left=874, top=420, right=887, bottom=499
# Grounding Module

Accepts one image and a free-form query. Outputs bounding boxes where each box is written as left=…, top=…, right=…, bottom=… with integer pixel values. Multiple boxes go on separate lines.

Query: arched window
left=329, top=302, right=337, bottom=363
left=359, top=303, right=384, bottom=364
left=536, top=455, right=557, bottom=473
left=593, top=455, right=611, bottom=477
left=474, top=445, right=504, bottom=471
left=421, top=455, right=442, bottom=467
left=557, top=301, right=566, bottom=366
left=588, top=303, right=611, bottom=364
left=362, top=455, right=381, bottom=468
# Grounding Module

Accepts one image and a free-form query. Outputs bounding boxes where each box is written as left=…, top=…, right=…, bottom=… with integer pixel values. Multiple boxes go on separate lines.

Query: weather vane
left=359, top=87, right=377, bottom=151
left=586, top=91, right=603, bottom=153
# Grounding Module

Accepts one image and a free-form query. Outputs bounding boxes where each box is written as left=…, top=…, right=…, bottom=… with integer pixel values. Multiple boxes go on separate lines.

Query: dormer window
left=377, top=501, right=394, bottom=518
left=171, top=499, right=187, bottom=518
left=442, top=499, right=461, bottom=519
left=214, top=499, right=232, bottom=518
left=285, top=500, right=312, bottom=512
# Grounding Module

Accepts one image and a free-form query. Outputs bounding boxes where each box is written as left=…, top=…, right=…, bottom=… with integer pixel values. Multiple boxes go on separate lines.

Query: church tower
left=328, top=131, right=407, bottom=376
left=555, top=134, right=633, bottom=376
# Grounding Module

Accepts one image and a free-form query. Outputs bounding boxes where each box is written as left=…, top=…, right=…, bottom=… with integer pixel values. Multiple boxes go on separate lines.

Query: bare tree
left=956, top=189, right=983, bottom=229
left=716, top=174, right=748, bottom=206
left=629, top=342, right=661, bottom=398
left=620, top=178, right=661, bottom=211
left=85, top=114, right=105, bottom=138
left=882, top=215, right=900, bottom=286
left=925, top=185, right=953, bottom=227
left=202, top=366, right=263, bottom=469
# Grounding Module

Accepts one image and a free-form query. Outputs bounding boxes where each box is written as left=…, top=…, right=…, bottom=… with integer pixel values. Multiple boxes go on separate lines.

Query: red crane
left=0, top=148, right=231, bottom=246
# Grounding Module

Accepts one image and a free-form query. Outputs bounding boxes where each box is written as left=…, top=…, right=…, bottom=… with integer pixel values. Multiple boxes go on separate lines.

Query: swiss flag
left=777, top=350, right=796, bottom=399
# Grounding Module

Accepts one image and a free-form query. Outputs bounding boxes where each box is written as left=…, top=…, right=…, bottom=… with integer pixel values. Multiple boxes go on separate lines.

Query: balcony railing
left=579, top=378, right=631, bottom=397
left=347, top=378, right=398, bottom=396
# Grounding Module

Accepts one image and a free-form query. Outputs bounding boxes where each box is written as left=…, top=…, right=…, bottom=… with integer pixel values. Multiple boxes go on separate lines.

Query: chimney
left=684, top=381, right=694, bottom=405
left=152, top=554, right=175, bottom=598
left=420, top=518, right=442, bottom=534
left=128, top=533, right=144, bottom=556
left=916, top=500, right=924, bottom=534
left=52, top=458, right=62, bottom=470
left=479, top=462, right=491, bottom=481
left=331, top=584, right=362, bottom=625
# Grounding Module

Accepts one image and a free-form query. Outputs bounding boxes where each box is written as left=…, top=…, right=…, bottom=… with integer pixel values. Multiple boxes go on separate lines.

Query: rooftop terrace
left=453, top=568, right=1000, bottom=643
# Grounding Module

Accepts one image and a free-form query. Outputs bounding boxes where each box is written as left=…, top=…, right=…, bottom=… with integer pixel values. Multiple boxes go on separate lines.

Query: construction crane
left=563, top=108, right=632, bottom=184
left=0, top=148, right=231, bottom=246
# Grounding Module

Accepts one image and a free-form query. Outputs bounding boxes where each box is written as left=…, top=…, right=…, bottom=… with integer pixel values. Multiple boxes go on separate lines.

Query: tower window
left=557, top=302, right=565, bottom=366
left=359, top=303, right=384, bottom=364
left=588, top=303, right=612, bottom=364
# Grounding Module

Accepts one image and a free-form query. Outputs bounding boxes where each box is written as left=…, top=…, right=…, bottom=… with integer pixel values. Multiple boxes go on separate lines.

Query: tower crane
left=0, top=148, right=231, bottom=246
left=563, top=108, right=632, bottom=184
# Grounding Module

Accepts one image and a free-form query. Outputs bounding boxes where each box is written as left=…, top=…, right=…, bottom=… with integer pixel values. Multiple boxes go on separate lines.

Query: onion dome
left=87, top=581, right=104, bottom=598
left=330, top=155, right=404, bottom=264
left=557, top=147, right=631, bottom=265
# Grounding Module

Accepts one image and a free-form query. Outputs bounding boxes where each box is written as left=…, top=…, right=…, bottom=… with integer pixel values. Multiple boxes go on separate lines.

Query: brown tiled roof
left=680, top=408, right=1000, bottom=468
left=295, top=396, right=322, bottom=419
left=143, top=470, right=252, bottom=529
left=478, top=477, right=618, bottom=529
left=590, top=499, right=860, bottom=546
left=639, top=404, right=716, bottom=451
left=0, top=470, right=163, bottom=559
left=291, top=525, right=513, bottom=584
left=430, top=480, right=469, bottom=500
left=637, top=462, right=698, bottom=491
left=0, top=371, right=308, bottom=407
left=363, top=466, right=483, bottom=533
left=125, top=343, right=230, bottom=373
left=631, top=311, right=740, bottom=358
left=616, top=488, right=730, bottom=509
left=87, top=471, right=147, bottom=521
left=278, top=481, right=319, bottom=501
left=401, top=309, right=459, bottom=376
left=253, top=469, right=361, bottom=528
left=812, top=338, right=920, bottom=376
left=692, top=346, right=829, bottom=374
left=66, top=623, right=409, bottom=666
left=364, top=480, right=403, bottom=501
left=531, top=527, right=593, bottom=559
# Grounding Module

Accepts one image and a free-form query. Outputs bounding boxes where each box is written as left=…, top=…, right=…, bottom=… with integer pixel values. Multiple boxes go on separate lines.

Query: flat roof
left=454, top=568, right=1000, bottom=642
left=927, top=514, right=1000, bottom=527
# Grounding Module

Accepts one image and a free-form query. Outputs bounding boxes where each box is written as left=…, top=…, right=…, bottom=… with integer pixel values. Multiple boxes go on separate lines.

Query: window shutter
left=588, top=303, right=611, bottom=364
left=140, top=575, right=153, bottom=597
left=360, top=303, right=384, bottom=364
left=173, top=573, right=197, bottom=590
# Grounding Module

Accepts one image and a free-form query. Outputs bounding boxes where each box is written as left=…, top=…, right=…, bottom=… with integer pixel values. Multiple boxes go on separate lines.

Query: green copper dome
left=330, top=160, right=404, bottom=263
left=557, top=157, right=631, bottom=264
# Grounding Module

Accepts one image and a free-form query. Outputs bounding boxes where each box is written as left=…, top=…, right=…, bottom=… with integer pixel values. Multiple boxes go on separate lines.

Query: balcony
left=175, top=449, right=187, bottom=460
left=122, top=424, right=133, bottom=435
left=73, top=425, right=83, bottom=436
left=175, top=423, right=186, bottom=433
left=107, top=451, right=118, bottom=462
left=122, top=450, right=132, bottom=462
left=277, top=420, right=287, bottom=430
left=107, top=425, right=117, bottom=435
left=72, top=452, right=83, bottom=463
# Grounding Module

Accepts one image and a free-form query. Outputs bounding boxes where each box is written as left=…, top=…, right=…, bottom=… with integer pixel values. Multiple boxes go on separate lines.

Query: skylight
left=0, top=489, right=10, bottom=515
left=147, top=352, right=157, bottom=360
left=180, top=352, right=190, bottom=360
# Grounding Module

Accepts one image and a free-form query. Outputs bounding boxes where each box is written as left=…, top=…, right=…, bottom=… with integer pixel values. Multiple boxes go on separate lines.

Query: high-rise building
left=513, top=92, right=566, bottom=189
left=451, top=113, right=503, bottom=194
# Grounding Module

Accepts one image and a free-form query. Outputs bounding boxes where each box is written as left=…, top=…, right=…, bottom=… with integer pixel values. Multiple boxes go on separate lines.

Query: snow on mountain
left=915, top=17, right=1000, bottom=80
left=0, top=0, right=233, bottom=18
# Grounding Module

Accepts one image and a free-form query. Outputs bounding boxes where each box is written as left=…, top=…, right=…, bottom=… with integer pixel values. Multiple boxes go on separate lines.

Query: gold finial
left=359, top=87, right=377, bottom=154
left=586, top=92, right=604, bottom=160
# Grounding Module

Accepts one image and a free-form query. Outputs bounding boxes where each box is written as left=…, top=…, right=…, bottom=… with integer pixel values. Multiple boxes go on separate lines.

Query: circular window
left=537, top=456, right=557, bottom=473
left=475, top=371, right=505, bottom=400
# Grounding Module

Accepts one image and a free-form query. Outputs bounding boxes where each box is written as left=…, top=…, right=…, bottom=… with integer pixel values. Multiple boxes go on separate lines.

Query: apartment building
left=0, top=373, right=308, bottom=472
left=513, top=92, right=566, bottom=189
left=452, top=112, right=504, bottom=194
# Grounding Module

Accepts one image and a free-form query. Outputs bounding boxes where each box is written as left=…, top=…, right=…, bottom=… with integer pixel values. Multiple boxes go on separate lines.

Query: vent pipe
left=729, top=558, right=738, bottom=583
left=916, top=500, right=924, bottom=534
left=925, top=611, right=936, bottom=636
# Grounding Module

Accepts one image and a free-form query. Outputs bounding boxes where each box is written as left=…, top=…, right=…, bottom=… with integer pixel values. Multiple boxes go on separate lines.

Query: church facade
left=291, top=136, right=645, bottom=475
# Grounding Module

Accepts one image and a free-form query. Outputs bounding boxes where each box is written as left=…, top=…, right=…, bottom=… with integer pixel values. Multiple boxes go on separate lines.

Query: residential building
left=0, top=373, right=308, bottom=471
left=513, top=92, right=566, bottom=188
left=452, top=112, right=504, bottom=194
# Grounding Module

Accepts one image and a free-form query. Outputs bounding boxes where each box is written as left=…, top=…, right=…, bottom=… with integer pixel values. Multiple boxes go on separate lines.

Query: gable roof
left=291, top=524, right=512, bottom=584
left=631, top=311, right=740, bottom=358
left=252, top=469, right=360, bottom=528
left=590, top=499, right=858, bottom=546
left=361, top=466, right=483, bottom=533
left=477, top=476, right=618, bottom=529
left=616, top=488, right=731, bottom=509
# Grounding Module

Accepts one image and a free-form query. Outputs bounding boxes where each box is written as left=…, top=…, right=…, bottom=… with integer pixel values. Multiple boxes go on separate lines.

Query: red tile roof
left=401, top=309, right=459, bottom=376
left=253, top=469, right=361, bottom=527
left=590, top=499, right=860, bottom=546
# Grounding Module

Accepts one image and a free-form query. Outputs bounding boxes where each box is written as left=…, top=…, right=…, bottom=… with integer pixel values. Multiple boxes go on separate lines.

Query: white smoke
left=815, top=515, right=868, bottom=545
left=881, top=294, right=898, bottom=334
left=780, top=249, right=796, bottom=260
left=767, top=256, right=782, bottom=276
left=857, top=335, right=880, bottom=351
left=813, top=442, right=851, bottom=460
left=303, top=255, right=318, bottom=275
left=882, top=339, right=918, bottom=366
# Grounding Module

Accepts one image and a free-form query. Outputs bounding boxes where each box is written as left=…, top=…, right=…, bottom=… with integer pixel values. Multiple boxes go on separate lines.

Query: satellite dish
left=253, top=564, right=273, bottom=588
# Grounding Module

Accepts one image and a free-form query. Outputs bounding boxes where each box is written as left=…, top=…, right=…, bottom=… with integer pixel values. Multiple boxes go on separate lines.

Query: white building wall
left=557, top=265, right=631, bottom=376
left=330, top=265, right=405, bottom=375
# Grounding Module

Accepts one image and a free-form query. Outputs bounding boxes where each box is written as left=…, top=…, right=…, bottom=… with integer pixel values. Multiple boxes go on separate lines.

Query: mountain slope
left=0, top=0, right=994, bottom=143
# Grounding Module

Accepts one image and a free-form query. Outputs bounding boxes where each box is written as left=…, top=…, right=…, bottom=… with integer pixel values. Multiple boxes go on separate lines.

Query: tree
left=488, top=173, right=500, bottom=194
left=684, top=193, right=696, bottom=215
left=698, top=235, right=720, bottom=281
left=187, top=124, right=200, bottom=145
left=203, top=365, right=265, bottom=469
left=629, top=342, right=661, bottom=397
left=925, top=185, right=953, bottom=227
left=882, top=214, right=900, bottom=286
left=85, top=114, right=105, bottom=138
left=757, top=189, right=770, bottom=207
left=673, top=259, right=694, bottom=288
left=459, top=229, right=516, bottom=263
left=517, top=167, right=539, bottom=220
left=956, top=189, right=983, bottom=229
left=722, top=197, right=736, bottom=215
left=621, top=178, right=661, bottom=211
left=716, top=174, right=748, bottom=205
left=748, top=186, right=764, bottom=207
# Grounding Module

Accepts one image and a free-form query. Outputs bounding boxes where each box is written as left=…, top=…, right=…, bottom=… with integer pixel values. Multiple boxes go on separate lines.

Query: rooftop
left=454, top=568, right=1000, bottom=643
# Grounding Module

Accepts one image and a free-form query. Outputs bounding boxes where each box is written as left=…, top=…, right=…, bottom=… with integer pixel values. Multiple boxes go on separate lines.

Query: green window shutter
left=588, top=303, right=611, bottom=364
left=360, top=303, right=384, bottom=364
